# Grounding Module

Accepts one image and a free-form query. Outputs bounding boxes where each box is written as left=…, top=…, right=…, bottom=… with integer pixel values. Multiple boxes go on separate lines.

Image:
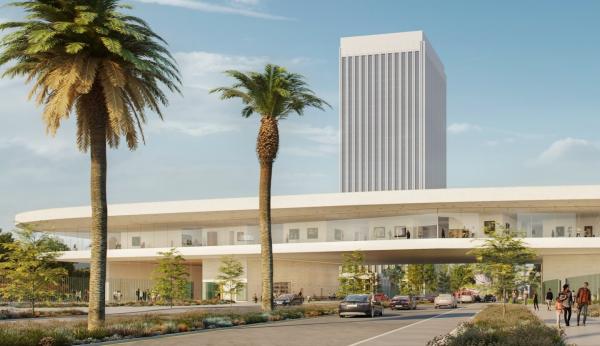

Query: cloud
left=133, top=0, right=290, bottom=20
left=536, top=137, right=600, bottom=165
left=485, top=137, right=515, bottom=146
left=280, top=124, right=338, bottom=157
left=150, top=120, right=239, bottom=137
left=0, top=136, right=77, bottom=159
left=447, top=123, right=481, bottom=135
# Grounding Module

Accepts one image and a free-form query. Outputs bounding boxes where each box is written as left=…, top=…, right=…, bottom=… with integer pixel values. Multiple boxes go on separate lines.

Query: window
left=334, top=229, right=344, bottom=241
left=374, top=227, right=386, bottom=239
left=289, top=228, right=300, bottom=240
left=307, top=227, right=319, bottom=239
left=131, top=236, right=141, bottom=247
left=182, top=234, right=192, bottom=246
left=484, top=221, right=496, bottom=234
left=393, top=226, right=406, bottom=238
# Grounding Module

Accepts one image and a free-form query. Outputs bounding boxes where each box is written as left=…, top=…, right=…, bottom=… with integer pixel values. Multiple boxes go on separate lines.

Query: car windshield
left=393, top=296, right=408, bottom=300
left=344, top=294, right=368, bottom=302
left=438, top=294, right=452, bottom=299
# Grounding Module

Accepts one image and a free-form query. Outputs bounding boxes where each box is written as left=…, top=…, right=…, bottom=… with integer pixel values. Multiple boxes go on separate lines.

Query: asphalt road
left=114, top=304, right=483, bottom=346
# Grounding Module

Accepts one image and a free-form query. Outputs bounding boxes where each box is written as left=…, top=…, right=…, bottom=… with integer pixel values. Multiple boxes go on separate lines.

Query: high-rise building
left=340, top=31, right=446, bottom=192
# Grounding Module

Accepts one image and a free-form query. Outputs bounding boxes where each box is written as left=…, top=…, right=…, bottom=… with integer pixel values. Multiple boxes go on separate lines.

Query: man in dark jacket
left=576, top=282, right=592, bottom=326
left=546, top=288, right=554, bottom=311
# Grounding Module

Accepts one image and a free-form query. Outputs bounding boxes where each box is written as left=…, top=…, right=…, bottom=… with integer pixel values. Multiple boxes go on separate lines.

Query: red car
left=373, top=293, right=389, bottom=302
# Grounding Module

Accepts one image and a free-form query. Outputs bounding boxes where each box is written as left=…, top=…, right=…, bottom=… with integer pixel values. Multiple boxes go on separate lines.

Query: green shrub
left=427, top=305, right=567, bottom=346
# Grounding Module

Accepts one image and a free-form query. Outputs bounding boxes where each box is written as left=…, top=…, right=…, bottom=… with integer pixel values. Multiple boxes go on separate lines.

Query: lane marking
left=346, top=307, right=474, bottom=346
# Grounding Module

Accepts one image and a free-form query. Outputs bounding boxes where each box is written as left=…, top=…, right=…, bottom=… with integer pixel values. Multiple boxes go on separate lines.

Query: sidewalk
left=530, top=305, right=600, bottom=345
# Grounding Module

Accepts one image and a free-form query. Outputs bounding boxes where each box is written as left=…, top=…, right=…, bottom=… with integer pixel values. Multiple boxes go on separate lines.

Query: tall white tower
left=340, top=31, right=446, bottom=192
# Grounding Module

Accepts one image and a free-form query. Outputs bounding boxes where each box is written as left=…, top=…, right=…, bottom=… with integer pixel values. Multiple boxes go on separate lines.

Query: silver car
left=434, top=294, right=457, bottom=309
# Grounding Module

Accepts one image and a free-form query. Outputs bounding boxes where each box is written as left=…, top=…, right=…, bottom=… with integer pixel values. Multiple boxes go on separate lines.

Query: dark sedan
left=339, top=294, right=383, bottom=317
left=389, top=295, right=417, bottom=310
left=274, top=294, right=304, bottom=306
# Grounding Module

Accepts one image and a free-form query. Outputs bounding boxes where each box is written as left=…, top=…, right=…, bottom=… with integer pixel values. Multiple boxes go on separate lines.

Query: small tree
left=437, top=265, right=451, bottom=293
left=216, top=255, right=245, bottom=303
left=383, top=265, right=404, bottom=296
left=450, top=264, right=475, bottom=292
left=469, top=224, right=535, bottom=317
left=151, top=248, right=189, bottom=308
left=338, top=251, right=374, bottom=296
left=0, top=228, right=67, bottom=314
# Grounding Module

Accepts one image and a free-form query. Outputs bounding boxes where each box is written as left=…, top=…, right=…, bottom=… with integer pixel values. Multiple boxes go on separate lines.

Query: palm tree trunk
left=259, top=162, right=274, bottom=311
left=87, top=84, right=108, bottom=331
left=256, top=116, right=279, bottom=312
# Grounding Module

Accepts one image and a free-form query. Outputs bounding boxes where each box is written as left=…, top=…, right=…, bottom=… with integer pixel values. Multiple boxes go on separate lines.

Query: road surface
left=114, top=304, right=483, bottom=346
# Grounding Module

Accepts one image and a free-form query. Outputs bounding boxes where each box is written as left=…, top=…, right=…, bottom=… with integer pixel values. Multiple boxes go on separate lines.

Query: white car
left=459, top=294, right=474, bottom=303
left=434, top=294, right=457, bottom=309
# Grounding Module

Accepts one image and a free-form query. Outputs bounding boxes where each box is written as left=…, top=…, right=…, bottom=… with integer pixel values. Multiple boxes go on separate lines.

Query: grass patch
left=0, top=304, right=338, bottom=346
left=0, top=309, right=86, bottom=320
left=427, top=304, right=567, bottom=346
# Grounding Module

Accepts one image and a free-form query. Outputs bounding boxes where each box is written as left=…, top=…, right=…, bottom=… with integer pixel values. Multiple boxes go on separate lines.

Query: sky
left=0, top=0, right=599, bottom=231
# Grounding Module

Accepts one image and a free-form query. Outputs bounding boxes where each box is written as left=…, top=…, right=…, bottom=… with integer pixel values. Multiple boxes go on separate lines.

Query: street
left=114, top=304, right=483, bottom=346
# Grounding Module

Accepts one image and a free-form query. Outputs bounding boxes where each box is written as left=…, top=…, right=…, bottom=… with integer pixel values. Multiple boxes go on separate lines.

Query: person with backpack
left=576, top=282, right=592, bottom=326
left=546, top=288, right=553, bottom=310
left=559, top=284, right=573, bottom=326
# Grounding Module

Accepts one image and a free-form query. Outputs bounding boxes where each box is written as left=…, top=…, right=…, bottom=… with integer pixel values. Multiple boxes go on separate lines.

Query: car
left=483, top=294, right=497, bottom=303
left=274, top=293, right=304, bottom=306
left=434, top=294, right=457, bottom=309
left=389, top=295, right=417, bottom=310
left=339, top=294, right=383, bottom=317
left=459, top=294, right=474, bottom=303
left=374, top=293, right=389, bottom=302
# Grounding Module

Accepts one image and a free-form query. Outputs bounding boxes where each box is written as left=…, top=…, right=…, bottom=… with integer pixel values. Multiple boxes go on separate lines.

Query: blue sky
left=1, top=0, right=599, bottom=231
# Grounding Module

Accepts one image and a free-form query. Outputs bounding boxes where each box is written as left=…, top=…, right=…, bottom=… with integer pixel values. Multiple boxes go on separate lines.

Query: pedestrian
left=533, top=291, right=539, bottom=311
left=556, top=290, right=564, bottom=327
left=406, top=230, right=411, bottom=239
left=546, top=288, right=553, bottom=310
left=136, top=288, right=140, bottom=301
left=560, top=284, right=573, bottom=326
left=576, top=281, right=592, bottom=326
left=441, top=228, right=446, bottom=238
left=253, top=293, right=258, bottom=304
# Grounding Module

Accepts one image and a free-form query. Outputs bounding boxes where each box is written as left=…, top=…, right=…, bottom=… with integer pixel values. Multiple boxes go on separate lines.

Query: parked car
left=389, top=295, right=417, bottom=310
left=483, top=294, right=497, bottom=303
left=423, top=294, right=437, bottom=303
left=434, top=294, right=457, bottom=309
left=459, top=294, right=474, bottom=303
left=339, top=294, right=383, bottom=317
left=274, top=293, right=304, bottom=306
left=374, top=293, right=390, bottom=302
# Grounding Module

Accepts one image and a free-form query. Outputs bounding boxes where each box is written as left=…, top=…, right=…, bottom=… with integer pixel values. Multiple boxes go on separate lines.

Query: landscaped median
left=427, top=304, right=568, bottom=346
left=0, top=304, right=338, bottom=346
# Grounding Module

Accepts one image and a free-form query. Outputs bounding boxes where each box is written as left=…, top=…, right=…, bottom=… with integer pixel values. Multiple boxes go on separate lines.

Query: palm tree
left=211, top=64, right=329, bottom=311
left=0, top=0, right=180, bottom=330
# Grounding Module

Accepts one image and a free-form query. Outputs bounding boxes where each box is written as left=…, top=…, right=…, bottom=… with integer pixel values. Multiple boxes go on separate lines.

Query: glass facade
left=49, top=211, right=600, bottom=251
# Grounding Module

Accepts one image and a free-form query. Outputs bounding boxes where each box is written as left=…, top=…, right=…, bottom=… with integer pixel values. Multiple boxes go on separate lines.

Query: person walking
left=556, top=290, right=565, bottom=327
left=533, top=291, right=539, bottom=311
left=561, top=284, right=573, bottom=326
left=546, top=288, right=554, bottom=311
left=576, top=281, right=592, bottom=326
